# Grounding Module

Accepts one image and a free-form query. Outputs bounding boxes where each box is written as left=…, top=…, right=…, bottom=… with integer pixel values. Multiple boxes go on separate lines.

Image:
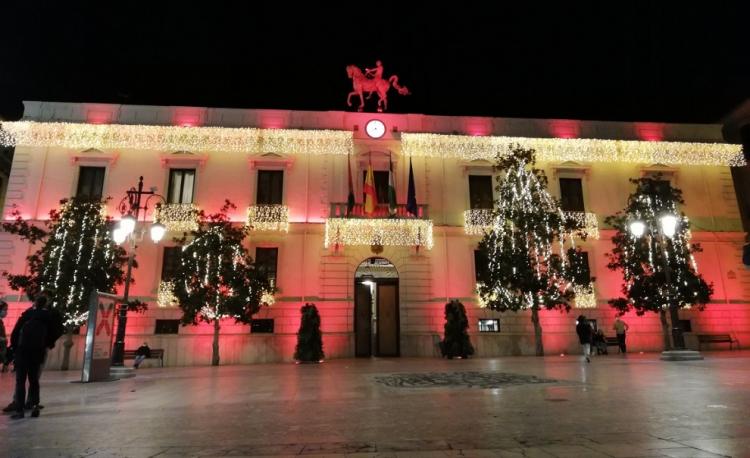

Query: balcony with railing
left=325, top=202, right=433, bottom=249
left=463, top=208, right=599, bottom=239
left=247, top=204, right=289, bottom=232
left=154, top=203, right=199, bottom=232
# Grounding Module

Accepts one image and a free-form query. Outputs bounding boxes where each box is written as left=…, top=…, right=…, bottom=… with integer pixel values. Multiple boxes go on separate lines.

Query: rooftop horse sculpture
left=346, top=61, right=410, bottom=112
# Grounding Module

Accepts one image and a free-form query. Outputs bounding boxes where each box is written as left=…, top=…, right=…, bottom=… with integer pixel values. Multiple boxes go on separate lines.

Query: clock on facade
left=365, top=119, right=386, bottom=139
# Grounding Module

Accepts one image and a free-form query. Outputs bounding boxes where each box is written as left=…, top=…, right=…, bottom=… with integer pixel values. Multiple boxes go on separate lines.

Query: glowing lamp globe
left=119, top=215, right=136, bottom=235
left=150, top=222, right=166, bottom=243
left=112, top=227, right=127, bottom=245
left=659, top=215, right=678, bottom=238
left=629, top=220, right=646, bottom=238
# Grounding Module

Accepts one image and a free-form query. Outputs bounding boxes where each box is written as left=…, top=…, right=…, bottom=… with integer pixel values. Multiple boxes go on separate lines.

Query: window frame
left=167, top=168, right=196, bottom=204
left=160, top=246, right=183, bottom=282
left=75, top=166, right=106, bottom=200
left=468, top=174, right=494, bottom=210
left=256, top=169, right=285, bottom=205
left=255, top=247, right=279, bottom=287
left=559, top=177, right=586, bottom=212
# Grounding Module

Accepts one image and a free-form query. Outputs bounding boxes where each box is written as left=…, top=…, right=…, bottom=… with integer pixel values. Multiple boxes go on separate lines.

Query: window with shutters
left=76, top=166, right=105, bottom=199
left=256, top=170, right=284, bottom=205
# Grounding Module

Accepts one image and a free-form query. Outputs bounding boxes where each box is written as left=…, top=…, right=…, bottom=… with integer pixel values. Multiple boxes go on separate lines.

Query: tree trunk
left=211, top=319, right=221, bottom=366
left=60, top=328, right=74, bottom=371
left=659, top=308, right=672, bottom=351
left=531, top=307, right=544, bottom=356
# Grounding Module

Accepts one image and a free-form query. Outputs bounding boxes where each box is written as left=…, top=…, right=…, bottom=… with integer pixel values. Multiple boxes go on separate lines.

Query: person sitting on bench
left=593, top=328, right=608, bottom=355
left=134, top=342, right=151, bottom=369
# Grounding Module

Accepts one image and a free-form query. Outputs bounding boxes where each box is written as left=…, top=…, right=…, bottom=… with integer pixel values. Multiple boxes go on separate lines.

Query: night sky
left=1, top=3, right=748, bottom=123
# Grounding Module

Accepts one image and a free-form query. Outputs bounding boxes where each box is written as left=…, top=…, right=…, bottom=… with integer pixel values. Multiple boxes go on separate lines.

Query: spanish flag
left=364, top=162, right=377, bottom=215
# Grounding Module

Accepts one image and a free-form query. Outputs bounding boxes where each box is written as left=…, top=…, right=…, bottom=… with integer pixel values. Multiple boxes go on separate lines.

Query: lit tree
left=173, top=200, right=272, bottom=366
left=2, top=198, right=132, bottom=370
left=605, top=177, right=713, bottom=350
left=477, top=146, right=588, bottom=356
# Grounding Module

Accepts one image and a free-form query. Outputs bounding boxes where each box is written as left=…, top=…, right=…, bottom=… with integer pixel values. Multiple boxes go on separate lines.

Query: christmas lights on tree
left=1, top=198, right=131, bottom=369
left=605, top=176, right=713, bottom=350
left=476, top=146, right=592, bottom=356
left=172, top=200, right=274, bottom=366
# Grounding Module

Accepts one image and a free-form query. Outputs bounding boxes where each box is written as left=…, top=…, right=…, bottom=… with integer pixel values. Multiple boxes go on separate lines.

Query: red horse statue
left=346, top=61, right=410, bottom=112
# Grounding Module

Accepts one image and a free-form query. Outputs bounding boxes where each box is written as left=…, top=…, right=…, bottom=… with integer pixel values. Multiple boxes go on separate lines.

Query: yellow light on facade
left=154, top=203, right=199, bottom=232
left=261, top=290, right=276, bottom=307
left=464, top=209, right=494, bottom=235
left=0, top=121, right=353, bottom=156
left=325, top=218, right=434, bottom=249
left=157, top=281, right=178, bottom=307
left=401, top=133, right=744, bottom=167
left=247, top=205, right=289, bottom=232
left=566, top=212, right=599, bottom=239
left=573, top=283, right=597, bottom=309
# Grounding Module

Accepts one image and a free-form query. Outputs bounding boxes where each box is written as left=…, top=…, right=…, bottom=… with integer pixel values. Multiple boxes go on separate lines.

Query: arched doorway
left=354, top=257, right=400, bottom=357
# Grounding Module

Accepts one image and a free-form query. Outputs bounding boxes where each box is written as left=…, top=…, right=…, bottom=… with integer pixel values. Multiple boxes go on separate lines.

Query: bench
left=697, top=334, right=737, bottom=351
left=595, top=336, right=621, bottom=354
left=123, top=349, right=165, bottom=367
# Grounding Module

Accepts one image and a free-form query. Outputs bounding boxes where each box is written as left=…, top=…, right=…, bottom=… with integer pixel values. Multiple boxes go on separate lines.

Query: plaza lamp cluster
left=627, top=212, right=690, bottom=349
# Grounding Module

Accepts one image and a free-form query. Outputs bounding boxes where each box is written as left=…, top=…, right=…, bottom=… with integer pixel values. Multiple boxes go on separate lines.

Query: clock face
left=365, top=119, right=386, bottom=139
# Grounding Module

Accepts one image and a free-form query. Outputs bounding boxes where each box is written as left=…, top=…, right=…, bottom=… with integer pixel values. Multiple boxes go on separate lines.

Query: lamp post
left=110, top=176, right=166, bottom=366
left=629, top=214, right=686, bottom=350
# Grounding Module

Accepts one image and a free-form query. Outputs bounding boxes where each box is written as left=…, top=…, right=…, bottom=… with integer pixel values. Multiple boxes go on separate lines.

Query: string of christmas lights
left=154, top=203, right=199, bottom=232
left=0, top=121, right=353, bottom=156
left=324, top=218, right=434, bottom=249
left=463, top=209, right=494, bottom=235
left=157, top=281, right=178, bottom=307
left=247, top=205, right=289, bottom=232
left=464, top=209, right=599, bottom=239
left=2, top=121, right=741, bottom=167
left=573, top=283, right=597, bottom=309
left=261, top=290, right=276, bottom=307
left=401, top=133, right=744, bottom=166
left=566, top=211, right=600, bottom=239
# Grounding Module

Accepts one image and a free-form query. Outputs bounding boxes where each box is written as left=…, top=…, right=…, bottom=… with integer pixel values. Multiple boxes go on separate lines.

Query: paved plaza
left=1, top=352, right=749, bottom=458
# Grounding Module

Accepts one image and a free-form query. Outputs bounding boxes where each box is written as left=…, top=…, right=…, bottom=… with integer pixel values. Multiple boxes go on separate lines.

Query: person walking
left=613, top=316, right=630, bottom=353
left=8, top=293, right=64, bottom=419
left=576, top=315, right=593, bottom=363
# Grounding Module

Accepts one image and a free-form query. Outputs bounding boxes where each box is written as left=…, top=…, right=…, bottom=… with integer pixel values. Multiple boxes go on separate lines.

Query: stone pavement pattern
left=1, top=353, right=749, bottom=457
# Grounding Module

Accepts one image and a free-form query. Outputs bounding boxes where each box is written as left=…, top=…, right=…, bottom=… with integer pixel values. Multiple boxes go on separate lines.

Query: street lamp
left=628, top=213, right=686, bottom=350
left=110, top=176, right=166, bottom=366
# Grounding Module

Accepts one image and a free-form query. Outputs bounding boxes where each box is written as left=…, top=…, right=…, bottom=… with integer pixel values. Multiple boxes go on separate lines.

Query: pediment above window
left=248, top=152, right=294, bottom=170
left=69, top=148, right=118, bottom=166
left=460, top=159, right=494, bottom=176
left=640, top=163, right=678, bottom=180
left=551, top=161, right=590, bottom=177
left=160, top=151, right=208, bottom=169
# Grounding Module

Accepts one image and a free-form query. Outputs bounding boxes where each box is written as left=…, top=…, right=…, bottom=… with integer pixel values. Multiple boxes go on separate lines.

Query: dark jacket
left=11, top=306, right=65, bottom=361
left=136, top=345, right=151, bottom=358
left=576, top=320, right=593, bottom=344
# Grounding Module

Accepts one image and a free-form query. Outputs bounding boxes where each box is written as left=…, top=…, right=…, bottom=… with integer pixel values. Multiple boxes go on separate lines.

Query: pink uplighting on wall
left=636, top=123, right=665, bottom=141
left=549, top=120, right=581, bottom=139
left=463, top=118, right=492, bottom=136
left=86, top=111, right=113, bottom=125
